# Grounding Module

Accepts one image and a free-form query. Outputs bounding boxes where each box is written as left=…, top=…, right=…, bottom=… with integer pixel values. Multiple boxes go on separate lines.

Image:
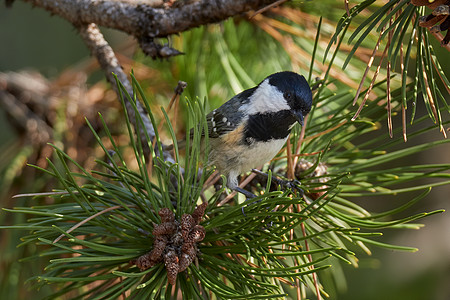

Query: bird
left=204, top=71, right=313, bottom=198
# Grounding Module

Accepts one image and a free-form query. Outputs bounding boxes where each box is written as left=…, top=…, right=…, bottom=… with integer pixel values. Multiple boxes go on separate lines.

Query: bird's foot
left=232, top=186, right=258, bottom=216
left=251, top=169, right=304, bottom=196
left=232, top=186, right=274, bottom=228
left=234, top=186, right=257, bottom=199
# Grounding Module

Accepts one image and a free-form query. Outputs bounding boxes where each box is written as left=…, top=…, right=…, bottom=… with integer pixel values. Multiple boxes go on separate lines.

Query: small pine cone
left=159, top=207, right=175, bottom=223
left=192, top=202, right=207, bottom=224
left=152, top=222, right=176, bottom=236
left=294, top=159, right=314, bottom=178
left=164, top=250, right=179, bottom=285
left=171, top=231, right=184, bottom=247
left=295, top=159, right=330, bottom=199
left=135, top=252, right=157, bottom=271
left=182, top=225, right=205, bottom=252
left=149, top=235, right=168, bottom=261
left=181, top=214, right=195, bottom=240
left=190, top=225, right=206, bottom=243
left=179, top=245, right=197, bottom=272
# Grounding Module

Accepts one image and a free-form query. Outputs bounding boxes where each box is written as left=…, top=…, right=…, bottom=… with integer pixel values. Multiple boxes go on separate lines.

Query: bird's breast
left=208, top=135, right=287, bottom=177
left=235, top=137, right=288, bottom=173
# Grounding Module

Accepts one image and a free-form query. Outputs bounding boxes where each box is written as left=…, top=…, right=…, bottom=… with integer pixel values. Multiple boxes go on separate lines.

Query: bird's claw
left=283, top=179, right=304, bottom=196
left=241, top=198, right=262, bottom=217
left=283, top=178, right=300, bottom=189
left=251, top=169, right=304, bottom=195
left=241, top=198, right=274, bottom=229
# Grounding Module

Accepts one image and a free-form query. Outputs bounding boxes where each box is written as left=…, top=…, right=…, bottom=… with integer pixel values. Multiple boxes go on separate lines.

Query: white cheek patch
left=239, top=80, right=290, bottom=114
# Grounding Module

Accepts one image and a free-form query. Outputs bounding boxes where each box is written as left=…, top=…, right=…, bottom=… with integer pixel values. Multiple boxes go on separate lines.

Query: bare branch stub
left=139, top=37, right=184, bottom=59
left=174, top=81, right=188, bottom=95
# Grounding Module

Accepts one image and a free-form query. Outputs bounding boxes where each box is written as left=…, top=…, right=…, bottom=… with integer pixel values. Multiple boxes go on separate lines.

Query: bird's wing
left=206, top=87, right=255, bottom=138
left=206, top=109, right=237, bottom=138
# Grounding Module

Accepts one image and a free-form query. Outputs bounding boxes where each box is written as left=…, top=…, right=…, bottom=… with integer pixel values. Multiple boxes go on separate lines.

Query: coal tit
left=206, top=71, right=313, bottom=197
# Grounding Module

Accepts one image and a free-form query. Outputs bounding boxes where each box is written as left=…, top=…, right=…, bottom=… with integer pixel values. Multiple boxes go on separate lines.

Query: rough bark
left=22, top=0, right=278, bottom=39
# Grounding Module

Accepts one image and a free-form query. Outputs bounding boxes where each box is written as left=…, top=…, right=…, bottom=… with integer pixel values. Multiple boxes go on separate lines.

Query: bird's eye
left=300, top=106, right=310, bottom=115
left=284, top=91, right=292, bottom=100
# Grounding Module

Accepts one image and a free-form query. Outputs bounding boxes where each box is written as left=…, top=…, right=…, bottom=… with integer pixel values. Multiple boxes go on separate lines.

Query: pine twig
left=78, top=23, right=158, bottom=157
left=345, top=0, right=350, bottom=17
left=386, top=14, right=393, bottom=138
left=352, top=26, right=385, bottom=106
left=53, top=205, right=124, bottom=243
left=352, top=44, right=388, bottom=121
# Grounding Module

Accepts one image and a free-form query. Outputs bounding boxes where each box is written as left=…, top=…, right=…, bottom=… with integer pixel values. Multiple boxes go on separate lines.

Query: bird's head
left=241, top=71, right=313, bottom=126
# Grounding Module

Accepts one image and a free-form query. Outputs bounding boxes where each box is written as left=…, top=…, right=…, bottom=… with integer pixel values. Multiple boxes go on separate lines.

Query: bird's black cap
left=267, top=71, right=313, bottom=114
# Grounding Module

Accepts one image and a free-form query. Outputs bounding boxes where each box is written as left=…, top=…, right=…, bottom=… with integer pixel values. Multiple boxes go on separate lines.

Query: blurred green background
left=1, top=1, right=449, bottom=299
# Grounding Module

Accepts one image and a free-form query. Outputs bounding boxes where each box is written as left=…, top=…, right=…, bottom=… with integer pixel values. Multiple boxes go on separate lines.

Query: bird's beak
left=293, top=110, right=304, bottom=126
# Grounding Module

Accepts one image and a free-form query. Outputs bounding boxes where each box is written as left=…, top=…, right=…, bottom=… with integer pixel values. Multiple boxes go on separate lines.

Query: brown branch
left=0, top=71, right=53, bottom=144
left=78, top=23, right=187, bottom=195
left=0, top=90, right=53, bottom=144
left=21, top=0, right=279, bottom=42
left=78, top=23, right=156, bottom=157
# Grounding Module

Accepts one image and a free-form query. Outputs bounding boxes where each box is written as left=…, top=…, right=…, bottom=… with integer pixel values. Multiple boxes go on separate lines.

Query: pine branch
left=3, top=73, right=447, bottom=298
left=78, top=23, right=156, bottom=157
left=20, top=0, right=279, bottom=57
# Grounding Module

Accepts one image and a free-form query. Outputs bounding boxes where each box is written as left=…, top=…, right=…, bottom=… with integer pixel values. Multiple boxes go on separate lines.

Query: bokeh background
left=1, top=1, right=449, bottom=299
